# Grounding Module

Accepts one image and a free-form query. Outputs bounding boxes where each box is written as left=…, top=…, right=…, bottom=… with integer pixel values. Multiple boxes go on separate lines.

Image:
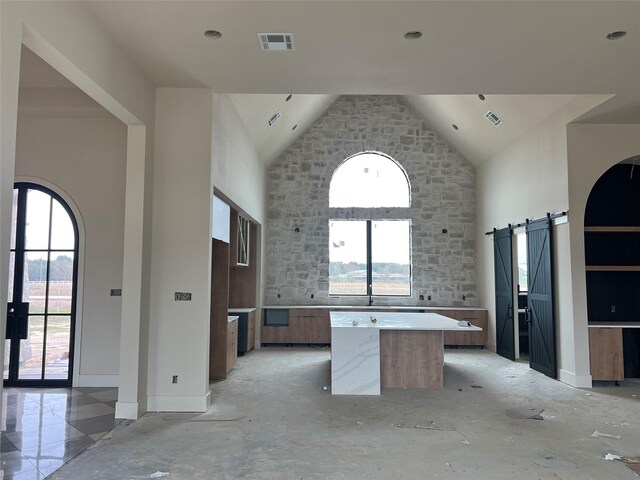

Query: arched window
left=329, top=152, right=410, bottom=208
left=329, top=152, right=411, bottom=298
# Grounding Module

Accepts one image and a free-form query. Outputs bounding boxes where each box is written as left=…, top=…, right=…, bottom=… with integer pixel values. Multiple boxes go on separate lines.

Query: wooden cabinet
left=226, top=318, right=238, bottom=373
left=261, top=307, right=487, bottom=347
left=436, top=310, right=487, bottom=346
left=229, top=309, right=256, bottom=355
left=589, top=327, right=624, bottom=381
left=290, top=309, right=330, bottom=344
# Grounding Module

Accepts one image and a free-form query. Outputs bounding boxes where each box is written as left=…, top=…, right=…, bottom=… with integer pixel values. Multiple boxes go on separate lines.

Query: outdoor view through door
left=4, top=183, right=78, bottom=386
left=329, top=152, right=411, bottom=297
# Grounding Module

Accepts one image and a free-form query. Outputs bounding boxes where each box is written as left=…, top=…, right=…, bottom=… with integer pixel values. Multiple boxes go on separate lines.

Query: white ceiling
left=18, top=1, right=640, bottom=165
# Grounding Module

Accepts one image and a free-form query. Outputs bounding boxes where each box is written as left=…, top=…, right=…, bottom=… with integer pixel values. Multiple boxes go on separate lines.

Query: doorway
left=4, top=183, right=78, bottom=387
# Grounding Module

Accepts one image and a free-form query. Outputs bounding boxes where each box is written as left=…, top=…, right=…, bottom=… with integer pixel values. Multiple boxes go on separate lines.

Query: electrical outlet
left=110, top=288, right=122, bottom=297
left=611, top=305, right=616, bottom=313
left=172, top=375, right=178, bottom=384
left=175, top=292, right=192, bottom=301
left=427, top=295, right=432, bottom=301
left=419, top=294, right=424, bottom=300
left=463, top=294, right=466, bottom=301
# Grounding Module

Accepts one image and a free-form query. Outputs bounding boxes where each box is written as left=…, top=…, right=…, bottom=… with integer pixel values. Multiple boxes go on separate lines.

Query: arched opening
left=584, top=160, right=640, bottom=381
left=4, top=182, right=79, bottom=386
left=329, top=151, right=411, bottom=208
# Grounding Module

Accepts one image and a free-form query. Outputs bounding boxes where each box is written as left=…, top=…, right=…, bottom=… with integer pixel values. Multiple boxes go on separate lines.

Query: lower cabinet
left=226, top=318, right=238, bottom=373
left=261, top=308, right=487, bottom=347
left=589, top=327, right=624, bottom=381
left=437, top=310, right=488, bottom=347
left=229, top=309, right=256, bottom=355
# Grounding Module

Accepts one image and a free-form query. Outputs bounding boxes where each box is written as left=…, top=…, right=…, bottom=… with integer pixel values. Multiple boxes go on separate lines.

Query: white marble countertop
left=228, top=308, right=257, bottom=313
left=330, top=311, right=482, bottom=331
left=227, top=315, right=239, bottom=323
left=263, top=305, right=486, bottom=311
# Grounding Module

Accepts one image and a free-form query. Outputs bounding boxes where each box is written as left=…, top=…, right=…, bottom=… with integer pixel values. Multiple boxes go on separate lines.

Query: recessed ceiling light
left=452, top=124, right=459, bottom=131
left=292, top=124, right=298, bottom=131
left=204, top=30, right=222, bottom=39
left=286, top=95, right=293, bottom=102
left=478, top=94, right=486, bottom=101
left=606, top=31, right=627, bottom=40
left=404, top=31, right=423, bottom=40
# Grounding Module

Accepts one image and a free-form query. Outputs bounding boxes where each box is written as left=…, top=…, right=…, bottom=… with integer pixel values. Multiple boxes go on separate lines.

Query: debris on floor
left=603, top=454, right=640, bottom=474
left=591, top=430, right=622, bottom=440
left=506, top=407, right=545, bottom=420
left=471, top=385, right=483, bottom=389
left=396, top=421, right=455, bottom=431
left=150, top=472, right=170, bottom=478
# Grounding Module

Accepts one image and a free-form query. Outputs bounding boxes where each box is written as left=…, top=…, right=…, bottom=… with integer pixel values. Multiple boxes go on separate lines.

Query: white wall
left=15, top=109, right=127, bottom=386
left=476, top=95, right=609, bottom=387
left=566, top=124, right=640, bottom=385
left=2, top=1, right=156, bottom=419
left=212, top=94, right=266, bottom=225
left=147, top=88, right=214, bottom=412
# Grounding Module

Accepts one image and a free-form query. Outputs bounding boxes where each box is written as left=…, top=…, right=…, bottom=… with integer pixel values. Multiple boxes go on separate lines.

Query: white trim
left=147, top=391, right=211, bottom=413
left=558, top=369, right=592, bottom=388
left=115, top=401, right=140, bottom=420
left=13, top=176, right=86, bottom=388
left=76, top=374, right=118, bottom=388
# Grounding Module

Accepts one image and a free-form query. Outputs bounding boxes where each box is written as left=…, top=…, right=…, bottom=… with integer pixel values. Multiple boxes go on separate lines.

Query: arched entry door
left=4, top=183, right=78, bottom=387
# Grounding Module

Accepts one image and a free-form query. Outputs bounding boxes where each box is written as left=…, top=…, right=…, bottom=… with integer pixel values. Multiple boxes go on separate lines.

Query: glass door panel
left=44, top=316, right=71, bottom=379
left=24, top=251, right=47, bottom=314
left=50, top=200, right=74, bottom=250
left=48, top=253, right=74, bottom=314
left=25, top=189, right=51, bottom=250
left=18, top=316, right=45, bottom=380
left=3, top=340, right=10, bottom=380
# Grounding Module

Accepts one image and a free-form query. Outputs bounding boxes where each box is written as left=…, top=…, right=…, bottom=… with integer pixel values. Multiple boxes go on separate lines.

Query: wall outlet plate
left=110, top=289, right=122, bottom=297
left=175, top=292, right=192, bottom=301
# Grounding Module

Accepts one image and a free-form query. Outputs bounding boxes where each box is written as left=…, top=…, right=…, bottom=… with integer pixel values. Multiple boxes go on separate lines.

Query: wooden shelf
left=584, top=226, right=640, bottom=232
left=586, top=265, right=640, bottom=272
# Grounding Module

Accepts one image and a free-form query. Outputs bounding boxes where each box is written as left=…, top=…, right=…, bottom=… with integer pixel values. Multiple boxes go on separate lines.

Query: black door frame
left=4, top=182, right=79, bottom=387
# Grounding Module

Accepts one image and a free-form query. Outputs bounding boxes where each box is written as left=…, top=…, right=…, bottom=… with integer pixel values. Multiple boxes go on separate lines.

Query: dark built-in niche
left=585, top=163, right=640, bottom=378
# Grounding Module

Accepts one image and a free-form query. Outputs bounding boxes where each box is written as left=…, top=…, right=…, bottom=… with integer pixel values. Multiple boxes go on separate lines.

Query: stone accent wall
left=264, top=95, right=477, bottom=307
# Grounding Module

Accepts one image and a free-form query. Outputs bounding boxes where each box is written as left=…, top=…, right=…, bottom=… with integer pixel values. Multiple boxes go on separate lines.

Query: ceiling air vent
left=485, top=110, right=503, bottom=127
left=258, top=33, right=295, bottom=51
left=268, top=111, right=281, bottom=127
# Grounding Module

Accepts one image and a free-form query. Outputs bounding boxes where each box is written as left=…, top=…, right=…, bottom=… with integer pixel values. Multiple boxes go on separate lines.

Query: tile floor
left=1, top=387, right=121, bottom=479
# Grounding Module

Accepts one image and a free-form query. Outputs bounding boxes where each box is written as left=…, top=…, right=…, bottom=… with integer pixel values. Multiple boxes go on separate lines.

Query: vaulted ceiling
left=19, top=1, right=640, bottom=165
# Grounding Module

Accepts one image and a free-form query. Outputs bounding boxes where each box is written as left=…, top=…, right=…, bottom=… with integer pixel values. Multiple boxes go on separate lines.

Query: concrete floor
left=49, top=347, right=640, bottom=479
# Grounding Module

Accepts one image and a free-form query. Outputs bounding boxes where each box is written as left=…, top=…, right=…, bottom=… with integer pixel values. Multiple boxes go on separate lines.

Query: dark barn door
left=526, top=216, right=557, bottom=378
left=494, top=227, right=515, bottom=360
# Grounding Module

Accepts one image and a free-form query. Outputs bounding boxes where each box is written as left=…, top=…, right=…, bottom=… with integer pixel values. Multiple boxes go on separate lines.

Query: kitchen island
left=330, top=311, right=482, bottom=395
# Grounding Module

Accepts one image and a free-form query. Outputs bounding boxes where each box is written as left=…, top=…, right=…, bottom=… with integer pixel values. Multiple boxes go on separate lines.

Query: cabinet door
left=589, top=327, right=624, bottom=381
left=261, top=326, right=290, bottom=344
left=289, top=309, right=330, bottom=344
left=246, top=311, right=256, bottom=351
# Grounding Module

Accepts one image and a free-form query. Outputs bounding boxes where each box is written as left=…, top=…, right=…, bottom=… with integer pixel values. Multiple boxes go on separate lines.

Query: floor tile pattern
left=1, top=387, right=121, bottom=479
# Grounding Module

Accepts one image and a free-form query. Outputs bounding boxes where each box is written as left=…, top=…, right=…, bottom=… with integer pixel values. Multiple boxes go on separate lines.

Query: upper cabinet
left=230, top=208, right=250, bottom=267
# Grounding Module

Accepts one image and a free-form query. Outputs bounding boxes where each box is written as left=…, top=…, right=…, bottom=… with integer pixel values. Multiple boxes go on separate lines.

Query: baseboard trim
left=76, top=374, right=119, bottom=388
left=558, top=369, right=592, bottom=388
left=147, top=391, right=211, bottom=412
left=115, top=401, right=140, bottom=420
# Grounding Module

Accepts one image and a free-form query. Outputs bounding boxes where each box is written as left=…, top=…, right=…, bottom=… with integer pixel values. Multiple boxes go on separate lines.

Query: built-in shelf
left=586, top=265, right=640, bottom=272
left=584, top=226, right=640, bottom=232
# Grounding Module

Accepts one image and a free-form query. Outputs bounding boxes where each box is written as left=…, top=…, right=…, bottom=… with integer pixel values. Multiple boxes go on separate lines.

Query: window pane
left=24, top=252, right=48, bottom=313
left=44, top=316, right=71, bottom=379
left=50, top=199, right=75, bottom=250
left=3, top=339, right=10, bottom=380
left=19, top=316, right=44, bottom=380
left=48, top=253, right=74, bottom=314
left=25, top=189, right=51, bottom=250
left=329, top=220, right=367, bottom=295
left=8, top=252, right=15, bottom=302
left=372, top=220, right=411, bottom=296
left=10, top=189, right=18, bottom=249
left=330, top=152, right=410, bottom=208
